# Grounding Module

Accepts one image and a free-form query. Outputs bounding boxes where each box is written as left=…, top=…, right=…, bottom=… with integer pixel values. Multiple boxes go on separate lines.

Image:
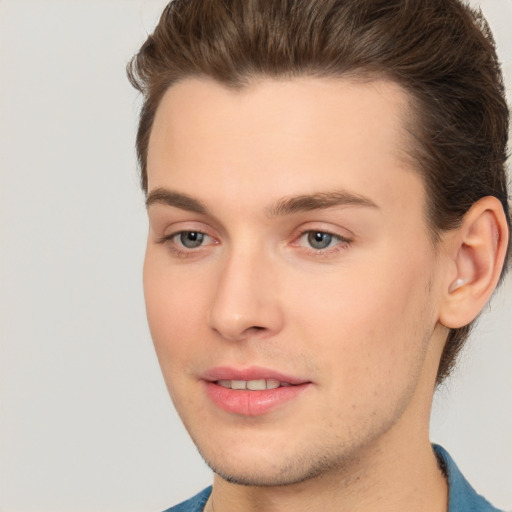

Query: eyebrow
left=146, top=188, right=209, bottom=214
left=145, top=187, right=378, bottom=216
left=267, top=191, right=379, bottom=217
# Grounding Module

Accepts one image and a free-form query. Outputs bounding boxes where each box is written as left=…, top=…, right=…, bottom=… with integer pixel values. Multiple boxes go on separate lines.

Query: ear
left=439, top=196, right=509, bottom=329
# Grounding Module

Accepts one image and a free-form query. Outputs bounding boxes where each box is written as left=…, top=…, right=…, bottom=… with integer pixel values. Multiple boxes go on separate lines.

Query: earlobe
left=439, top=196, right=509, bottom=329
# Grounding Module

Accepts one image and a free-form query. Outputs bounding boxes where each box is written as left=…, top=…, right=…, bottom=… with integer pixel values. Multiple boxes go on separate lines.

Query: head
left=129, top=0, right=510, bottom=385
left=128, top=0, right=510, bottom=487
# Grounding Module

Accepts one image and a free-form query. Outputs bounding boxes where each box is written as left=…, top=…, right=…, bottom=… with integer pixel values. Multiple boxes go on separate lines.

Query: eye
left=300, top=231, right=341, bottom=250
left=296, top=229, right=351, bottom=253
left=156, top=228, right=218, bottom=259
left=306, top=231, right=334, bottom=249
left=176, top=231, right=207, bottom=249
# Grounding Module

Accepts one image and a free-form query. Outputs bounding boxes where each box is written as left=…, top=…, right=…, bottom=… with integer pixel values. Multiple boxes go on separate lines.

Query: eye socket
left=176, top=231, right=207, bottom=249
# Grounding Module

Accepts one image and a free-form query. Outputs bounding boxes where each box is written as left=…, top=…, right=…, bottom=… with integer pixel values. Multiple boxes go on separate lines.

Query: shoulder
left=433, top=445, right=505, bottom=512
left=161, top=486, right=212, bottom=512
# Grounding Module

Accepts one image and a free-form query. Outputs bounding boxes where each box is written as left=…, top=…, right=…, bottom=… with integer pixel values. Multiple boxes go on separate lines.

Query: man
left=127, top=1, right=510, bottom=511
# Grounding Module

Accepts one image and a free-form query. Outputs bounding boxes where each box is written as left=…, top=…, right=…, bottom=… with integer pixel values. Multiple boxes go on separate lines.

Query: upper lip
left=201, top=366, right=310, bottom=385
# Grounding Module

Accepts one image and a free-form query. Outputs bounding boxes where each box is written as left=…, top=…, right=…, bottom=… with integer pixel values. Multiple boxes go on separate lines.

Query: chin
left=193, top=434, right=357, bottom=488
left=203, top=455, right=330, bottom=487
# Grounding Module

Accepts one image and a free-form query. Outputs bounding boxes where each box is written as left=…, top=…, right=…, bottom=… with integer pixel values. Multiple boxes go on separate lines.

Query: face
left=144, top=77, right=447, bottom=486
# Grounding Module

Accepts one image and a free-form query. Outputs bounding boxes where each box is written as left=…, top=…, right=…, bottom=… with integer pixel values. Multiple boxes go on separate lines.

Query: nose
left=207, top=247, right=284, bottom=342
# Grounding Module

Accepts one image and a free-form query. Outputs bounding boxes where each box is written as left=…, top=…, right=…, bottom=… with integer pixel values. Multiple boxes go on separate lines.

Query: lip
left=201, top=366, right=312, bottom=416
left=202, top=366, right=309, bottom=384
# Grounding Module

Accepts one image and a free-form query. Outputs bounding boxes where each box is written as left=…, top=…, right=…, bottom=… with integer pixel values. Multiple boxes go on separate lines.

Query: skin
left=144, top=77, right=454, bottom=512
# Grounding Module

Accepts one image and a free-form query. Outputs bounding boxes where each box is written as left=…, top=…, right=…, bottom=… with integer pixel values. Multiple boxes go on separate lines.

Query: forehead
left=147, top=76, right=424, bottom=220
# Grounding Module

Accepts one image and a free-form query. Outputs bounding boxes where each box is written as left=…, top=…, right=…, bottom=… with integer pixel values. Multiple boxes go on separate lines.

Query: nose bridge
left=207, top=240, right=283, bottom=341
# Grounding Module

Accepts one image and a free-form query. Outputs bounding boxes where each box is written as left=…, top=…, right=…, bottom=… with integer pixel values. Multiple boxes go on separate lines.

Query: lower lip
left=204, top=381, right=311, bottom=416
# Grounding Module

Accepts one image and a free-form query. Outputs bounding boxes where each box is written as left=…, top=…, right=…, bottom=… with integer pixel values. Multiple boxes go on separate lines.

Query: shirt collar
left=433, top=444, right=503, bottom=512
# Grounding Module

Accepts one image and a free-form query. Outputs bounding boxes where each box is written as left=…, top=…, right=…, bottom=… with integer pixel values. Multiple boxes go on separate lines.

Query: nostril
left=248, top=326, right=266, bottom=333
left=237, top=325, right=268, bottom=340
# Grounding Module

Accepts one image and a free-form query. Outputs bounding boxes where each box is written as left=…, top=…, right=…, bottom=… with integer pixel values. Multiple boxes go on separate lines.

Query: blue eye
left=306, top=231, right=337, bottom=249
left=178, top=231, right=206, bottom=248
left=299, top=230, right=350, bottom=251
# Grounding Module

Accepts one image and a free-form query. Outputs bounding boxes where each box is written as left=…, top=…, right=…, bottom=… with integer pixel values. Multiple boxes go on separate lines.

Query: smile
left=216, top=379, right=293, bottom=390
left=202, top=367, right=312, bottom=416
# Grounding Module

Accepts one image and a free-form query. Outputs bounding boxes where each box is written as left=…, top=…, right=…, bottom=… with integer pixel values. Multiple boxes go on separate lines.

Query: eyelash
left=293, top=229, right=352, bottom=256
left=157, top=231, right=216, bottom=258
left=157, top=229, right=352, bottom=258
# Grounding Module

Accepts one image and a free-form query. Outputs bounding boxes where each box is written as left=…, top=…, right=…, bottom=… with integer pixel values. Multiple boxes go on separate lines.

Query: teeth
left=231, top=380, right=246, bottom=390
left=216, top=379, right=286, bottom=390
left=247, top=379, right=266, bottom=390
left=266, top=379, right=280, bottom=389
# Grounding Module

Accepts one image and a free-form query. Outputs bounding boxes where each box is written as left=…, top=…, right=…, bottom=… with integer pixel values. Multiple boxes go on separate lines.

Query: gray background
left=0, top=1, right=510, bottom=510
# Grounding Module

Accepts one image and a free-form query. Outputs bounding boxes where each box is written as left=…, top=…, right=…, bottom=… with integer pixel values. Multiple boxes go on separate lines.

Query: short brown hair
left=127, top=0, right=511, bottom=384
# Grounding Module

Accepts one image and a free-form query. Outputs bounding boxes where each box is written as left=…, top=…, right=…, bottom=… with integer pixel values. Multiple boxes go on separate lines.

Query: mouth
left=215, top=379, right=294, bottom=390
left=202, top=367, right=311, bottom=416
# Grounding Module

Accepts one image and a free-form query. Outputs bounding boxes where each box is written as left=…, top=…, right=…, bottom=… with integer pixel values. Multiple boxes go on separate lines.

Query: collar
left=433, top=444, right=503, bottom=512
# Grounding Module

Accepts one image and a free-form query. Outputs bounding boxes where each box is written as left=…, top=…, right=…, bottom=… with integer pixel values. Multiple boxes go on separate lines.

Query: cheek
left=285, top=251, right=435, bottom=394
left=143, top=249, right=210, bottom=371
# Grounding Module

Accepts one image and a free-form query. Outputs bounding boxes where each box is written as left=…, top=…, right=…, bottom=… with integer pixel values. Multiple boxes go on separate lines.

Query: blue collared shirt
left=165, top=445, right=505, bottom=511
